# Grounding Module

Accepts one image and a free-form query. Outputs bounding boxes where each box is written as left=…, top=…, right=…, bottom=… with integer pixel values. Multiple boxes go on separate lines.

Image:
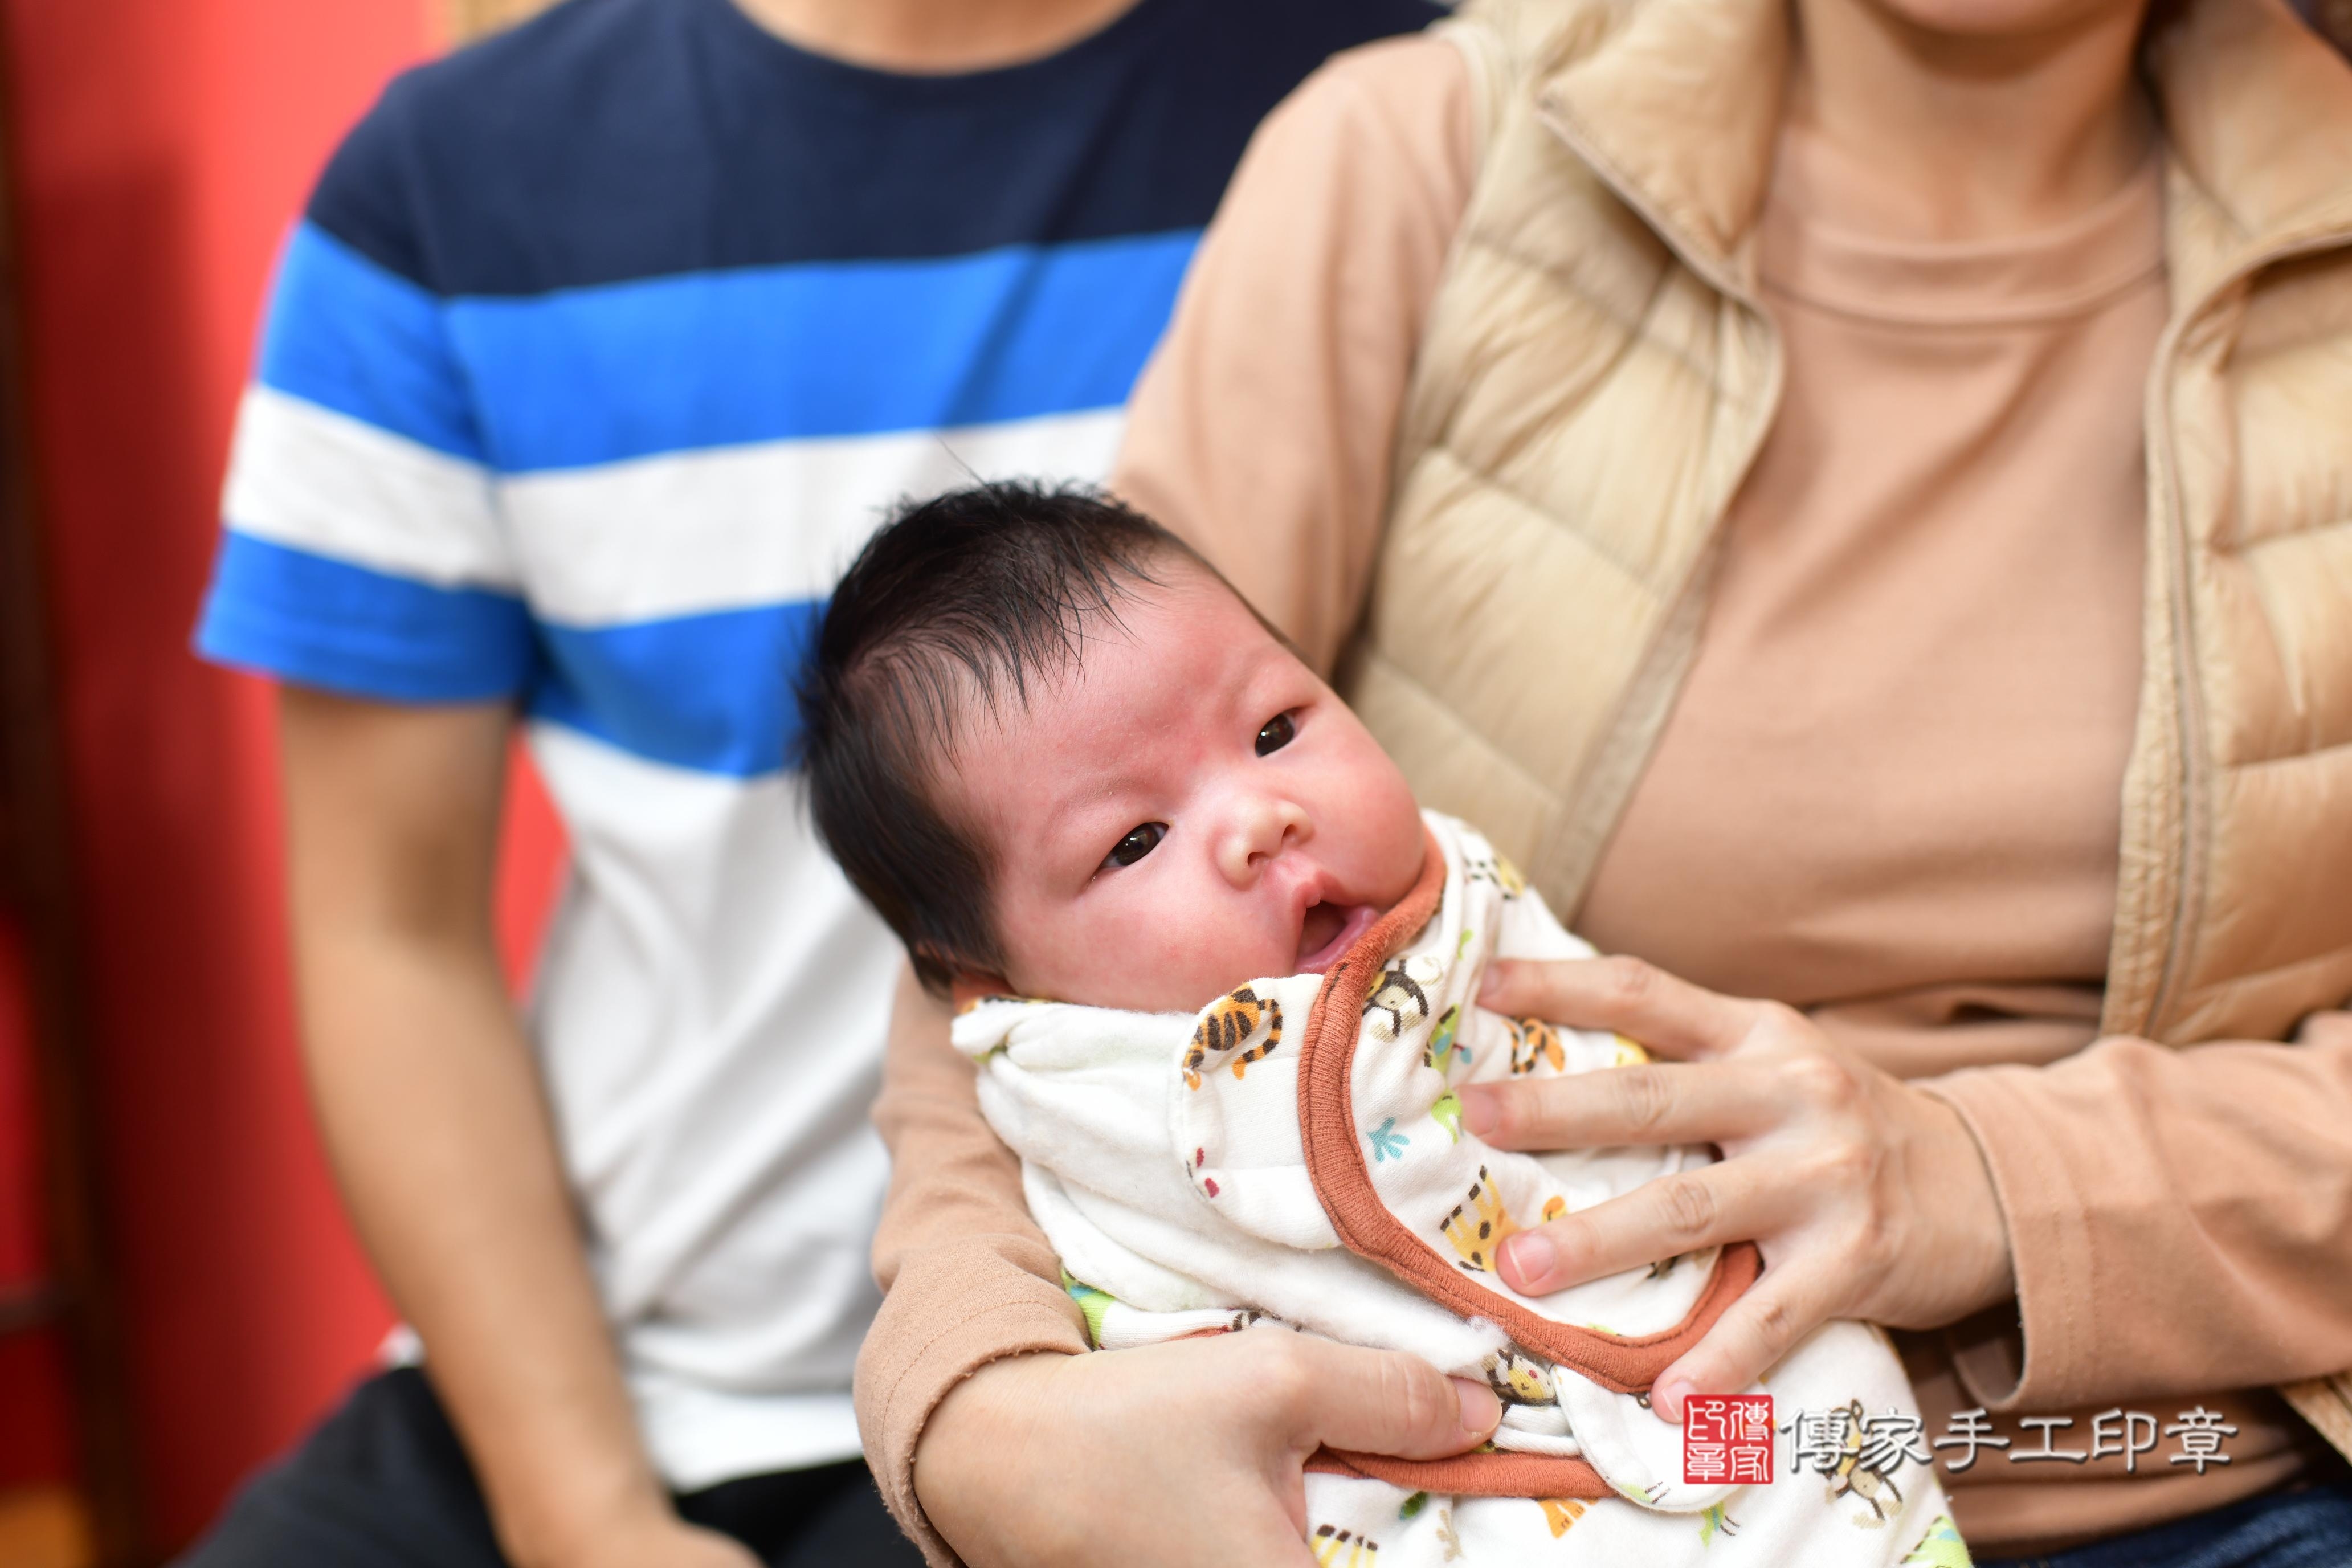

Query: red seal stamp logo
left=1685, top=1393, right=1774, bottom=1485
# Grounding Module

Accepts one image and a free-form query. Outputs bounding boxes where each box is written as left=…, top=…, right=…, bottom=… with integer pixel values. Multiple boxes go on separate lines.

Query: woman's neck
left=730, top=0, right=1143, bottom=72
left=1783, top=0, right=2158, bottom=241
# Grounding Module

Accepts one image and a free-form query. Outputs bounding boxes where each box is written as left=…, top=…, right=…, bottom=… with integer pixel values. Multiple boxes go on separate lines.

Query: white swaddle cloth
left=954, top=812, right=1963, bottom=1567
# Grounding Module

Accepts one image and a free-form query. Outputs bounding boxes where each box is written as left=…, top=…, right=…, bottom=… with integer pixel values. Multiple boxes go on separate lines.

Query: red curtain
left=0, top=1, right=564, bottom=1547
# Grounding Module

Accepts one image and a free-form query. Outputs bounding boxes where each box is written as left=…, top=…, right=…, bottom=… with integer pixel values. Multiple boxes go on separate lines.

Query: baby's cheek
left=1320, top=733, right=1423, bottom=883
left=1063, top=889, right=1267, bottom=1011
left=1167, top=905, right=1280, bottom=985
left=1350, top=769, right=1428, bottom=896
left=1153, top=903, right=1298, bottom=1003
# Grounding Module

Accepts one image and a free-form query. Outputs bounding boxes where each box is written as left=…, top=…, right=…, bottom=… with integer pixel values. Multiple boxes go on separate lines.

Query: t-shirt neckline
left=695, top=0, right=1175, bottom=99
left=1757, top=150, right=2167, bottom=328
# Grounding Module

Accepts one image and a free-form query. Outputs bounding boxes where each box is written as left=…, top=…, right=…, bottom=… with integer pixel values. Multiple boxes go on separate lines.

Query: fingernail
left=1655, top=1378, right=1692, bottom=1423
left=1499, top=1231, right=1553, bottom=1291
left=1455, top=1085, right=1499, bottom=1137
left=1476, top=962, right=1512, bottom=1005
left=1453, top=1377, right=1501, bottom=1436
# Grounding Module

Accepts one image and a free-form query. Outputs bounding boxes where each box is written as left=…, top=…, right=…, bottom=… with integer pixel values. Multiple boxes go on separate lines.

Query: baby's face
left=948, top=560, right=1426, bottom=1014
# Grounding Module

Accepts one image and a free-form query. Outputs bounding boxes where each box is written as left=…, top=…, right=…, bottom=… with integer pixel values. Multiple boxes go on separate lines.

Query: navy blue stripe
left=532, top=602, right=822, bottom=777
left=195, top=533, right=536, bottom=703
left=449, top=232, right=1192, bottom=471
left=308, top=0, right=1439, bottom=295
left=258, top=225, right=488, bottom=463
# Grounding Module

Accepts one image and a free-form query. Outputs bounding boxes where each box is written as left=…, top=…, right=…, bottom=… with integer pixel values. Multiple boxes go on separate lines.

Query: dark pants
left=174, top=1368, right=925, bottom=1568
left=1982, top=1480, right=2352, bottom=1568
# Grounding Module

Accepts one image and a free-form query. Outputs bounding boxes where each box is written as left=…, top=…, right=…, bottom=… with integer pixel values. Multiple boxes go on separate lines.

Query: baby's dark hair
left=798, top=481, right=1206, bottom=996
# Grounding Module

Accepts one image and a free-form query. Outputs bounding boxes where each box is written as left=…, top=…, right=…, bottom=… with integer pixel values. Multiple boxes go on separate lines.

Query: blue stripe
left=446, top=231, right=1197, bottom=472
left=196, top=532, right=536, bottom=703
left=531, top=602, right=824, bottom=778
left=198, top=532, right=817, bottom=774
left=256, top=224, right=489, bottom=464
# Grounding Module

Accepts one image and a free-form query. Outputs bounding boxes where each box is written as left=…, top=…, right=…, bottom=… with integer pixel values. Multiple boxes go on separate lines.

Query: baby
left=801, top=484, right=1965, bottom=1568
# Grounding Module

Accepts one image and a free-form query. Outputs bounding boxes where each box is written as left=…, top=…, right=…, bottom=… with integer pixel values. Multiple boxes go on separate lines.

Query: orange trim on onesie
left=1298, top=826, right=1762, bottom=1411
left=1309, top=1447, right=1616, bottom=1500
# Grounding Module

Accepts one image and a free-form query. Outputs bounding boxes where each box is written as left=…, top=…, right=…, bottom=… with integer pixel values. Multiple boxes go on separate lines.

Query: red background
left=0, top=1, right=565, bottom=1549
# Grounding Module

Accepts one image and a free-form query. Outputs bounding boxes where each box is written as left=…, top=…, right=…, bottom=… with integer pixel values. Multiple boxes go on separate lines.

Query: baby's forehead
left=1014, top=556, right=1268, bottom=691
left=944, top=565, right=1292, bottom=779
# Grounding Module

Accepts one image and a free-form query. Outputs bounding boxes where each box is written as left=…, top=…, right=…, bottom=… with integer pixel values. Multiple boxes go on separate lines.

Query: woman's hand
left=1459, top=957, right=2016, bottom=1421
left=916, top=1332, right=1501, bottom=1568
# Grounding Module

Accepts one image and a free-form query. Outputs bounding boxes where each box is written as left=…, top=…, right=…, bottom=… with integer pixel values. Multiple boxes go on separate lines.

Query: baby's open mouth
left=1297, top=901, right=1378, bottom=974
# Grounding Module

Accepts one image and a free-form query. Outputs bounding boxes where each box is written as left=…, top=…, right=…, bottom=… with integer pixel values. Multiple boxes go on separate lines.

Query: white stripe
left=221, top=385, right=515, bottom=589
left=497, top=406, right=1126, bottom=624
left=516, top=720, right=898, bottom=1478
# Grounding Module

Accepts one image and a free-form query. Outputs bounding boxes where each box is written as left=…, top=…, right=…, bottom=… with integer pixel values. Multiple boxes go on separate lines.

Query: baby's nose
left=1215, top=796, right=1311, bottom=886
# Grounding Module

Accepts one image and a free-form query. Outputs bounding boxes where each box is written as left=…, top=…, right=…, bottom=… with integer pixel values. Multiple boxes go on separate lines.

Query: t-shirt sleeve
left=194, top=81, right=537, bottom=704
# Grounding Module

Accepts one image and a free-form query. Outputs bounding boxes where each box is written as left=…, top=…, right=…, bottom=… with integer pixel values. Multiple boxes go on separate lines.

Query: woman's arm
left=856, top=966, right=1092, bottom=1565
left=280, top=689, right=755, bottom=1568
left=1925, top=1010, right=2352, bottom=1410
left=1461, top=956, right=2352, bottom=1419
left=1112, top=31, right=1474, bottom=675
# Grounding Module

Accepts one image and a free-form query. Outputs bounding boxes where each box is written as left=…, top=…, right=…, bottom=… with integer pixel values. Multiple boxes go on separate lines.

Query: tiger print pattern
left=1183, top=986, right=1284, bottom=1091
left=1506, top=1016, right=1565, bottom=1076
left=1310, top=1524, right=1381, bottom=1566
left=1438, top=1164, right=1524, bottom=1271
left=1465, top=849, right=1527, bottom=899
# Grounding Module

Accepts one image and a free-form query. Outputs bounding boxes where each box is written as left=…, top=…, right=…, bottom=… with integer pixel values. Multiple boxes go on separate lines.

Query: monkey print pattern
left=1827, top=1399, right=1906, bottom=1525
left=1506, top=1017, right=1565, bottom=1076
left=1183, top=986, right=1283, bottom=1091
left=1310, top=1525, right=1380, bottom=1566
left=1365, top=962, right=1431, bottom=1039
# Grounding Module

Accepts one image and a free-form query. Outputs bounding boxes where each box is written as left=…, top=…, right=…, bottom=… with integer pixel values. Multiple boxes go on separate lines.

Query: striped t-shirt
left=196, top=0, right=1435, bottom=1486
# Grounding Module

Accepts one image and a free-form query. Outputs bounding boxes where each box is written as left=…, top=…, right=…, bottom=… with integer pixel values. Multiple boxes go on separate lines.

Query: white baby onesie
left=954, top=812, right=1965, bottom=1567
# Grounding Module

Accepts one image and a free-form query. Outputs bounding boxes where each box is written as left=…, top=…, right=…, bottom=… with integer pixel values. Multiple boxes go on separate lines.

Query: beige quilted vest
left=1342, top=0, right=2352, bottom=1451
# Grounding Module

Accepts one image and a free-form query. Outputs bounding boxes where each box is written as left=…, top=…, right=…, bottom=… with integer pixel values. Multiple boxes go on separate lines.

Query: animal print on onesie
left=955, top=814, right=1964, bottom=1567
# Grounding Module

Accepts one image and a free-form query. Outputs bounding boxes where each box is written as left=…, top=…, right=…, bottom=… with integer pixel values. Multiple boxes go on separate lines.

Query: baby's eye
left=1105, top=823, right=1166, bottom=869
left=1256, top=712, right=1297, bottom=756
